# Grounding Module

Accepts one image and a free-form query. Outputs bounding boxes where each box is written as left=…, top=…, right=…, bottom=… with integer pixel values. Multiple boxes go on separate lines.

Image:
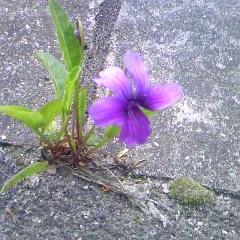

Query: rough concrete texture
left=1, top=0, right=240, bottom=239
left=106, top=0, right=240, bottom=192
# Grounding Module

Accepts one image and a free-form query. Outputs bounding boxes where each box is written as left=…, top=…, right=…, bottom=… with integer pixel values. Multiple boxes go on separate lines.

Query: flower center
left=126, top=100, right=139, bottom=118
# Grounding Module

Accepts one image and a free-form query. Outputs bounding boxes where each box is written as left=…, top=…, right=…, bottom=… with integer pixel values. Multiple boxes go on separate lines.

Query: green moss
left=169, top=177, right=214, bottom=206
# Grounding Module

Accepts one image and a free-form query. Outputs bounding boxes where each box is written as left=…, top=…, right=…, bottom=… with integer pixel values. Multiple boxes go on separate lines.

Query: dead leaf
left=100, top=185, right=111, bottom=193
left=117, top=148, right=128, bottom=159
left=79, top=161, right=87, bottom=167
left=4, top=207, right=19, bottom=224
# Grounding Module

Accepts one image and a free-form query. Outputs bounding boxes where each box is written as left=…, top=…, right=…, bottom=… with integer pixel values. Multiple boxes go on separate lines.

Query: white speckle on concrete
left=173, top=97, right=216, bottom=126
left=216, top=63, right=226, bottom=69
left=1, top=134, right=7, bottom=140
left=25, top=24, right=30, bottom=30
left=162, top=183, right=169, bottom=193
left=70, top=181, right=76, bottom=187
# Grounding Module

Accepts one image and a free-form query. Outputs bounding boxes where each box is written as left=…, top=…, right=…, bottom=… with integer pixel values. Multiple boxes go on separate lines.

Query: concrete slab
left=1, top=146, right=240, bottom=240
left=1, top=0, right=240, bottom=239
left=105, top=0, right=240, bottom=192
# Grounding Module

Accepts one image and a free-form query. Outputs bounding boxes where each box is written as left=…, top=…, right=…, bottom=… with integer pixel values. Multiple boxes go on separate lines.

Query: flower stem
left=65, top=126, right=76, bottom=152
left=76, top=126, right=95, bottom=155
left=74, top=79, right=81, bottom=147
left=71, top=109, right=75, bottom=139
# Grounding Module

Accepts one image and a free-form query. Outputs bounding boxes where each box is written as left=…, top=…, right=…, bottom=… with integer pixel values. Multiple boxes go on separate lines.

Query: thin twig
left=99, top=165, right=125, bottom=191
left=65, top=165, right=128, bottom=196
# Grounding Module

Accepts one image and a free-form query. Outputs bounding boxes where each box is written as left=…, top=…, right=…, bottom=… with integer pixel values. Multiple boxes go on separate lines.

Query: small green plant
left=169, top=177, right=214, bottom=206
left=0, top=162, right=48, bottom=194
left=0, top=0, right=183, bottom=194
left=0, top=0, right=95, bottom=193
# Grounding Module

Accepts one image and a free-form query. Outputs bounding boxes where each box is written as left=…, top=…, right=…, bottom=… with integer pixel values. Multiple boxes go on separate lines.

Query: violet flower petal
left=119, top=106, right=151, bottom=145
left=138, top=83, right=183, bottom=111
left=89, top=96, right=127, bottom=126
left=95, top=66, right=131, bottom=99
left=124, top=51, right=149, bottom=95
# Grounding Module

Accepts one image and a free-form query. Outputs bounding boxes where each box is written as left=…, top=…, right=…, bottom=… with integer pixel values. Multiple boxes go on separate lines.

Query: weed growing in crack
left=0, top=0, right=183, bottom=194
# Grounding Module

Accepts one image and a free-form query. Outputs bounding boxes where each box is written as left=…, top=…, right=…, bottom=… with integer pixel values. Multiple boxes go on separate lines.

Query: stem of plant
left=76, top=126, right=95, bottom=156
left=85, top=139, right=106, bottom=158
left=64, top=124, right=76, bottom=152
left=37, top=129, right=47, bottom=146
left=74, top=78, right=81, bottom=148
left=71, top=108, right=75, bottom=139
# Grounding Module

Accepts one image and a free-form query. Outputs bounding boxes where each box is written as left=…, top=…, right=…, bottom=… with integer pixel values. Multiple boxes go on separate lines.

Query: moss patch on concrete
left=169, top=177, right=214, bottom=206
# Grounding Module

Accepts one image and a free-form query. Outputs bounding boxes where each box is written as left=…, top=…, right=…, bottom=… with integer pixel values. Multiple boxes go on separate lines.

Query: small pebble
left=73, top=232, right=79, bottom=238
left=28, top=176, right=40, bottom=189
left=216, top=63, right=226, bottom=69
left=25, top=24, right=30, bottom=30
left=222, top=230, right=228, bottom=235
left=162, top=183, right=169, bottom=193
left=1, top=135, right=6, bottom=140
left=70, top=181, right=76, bottom=187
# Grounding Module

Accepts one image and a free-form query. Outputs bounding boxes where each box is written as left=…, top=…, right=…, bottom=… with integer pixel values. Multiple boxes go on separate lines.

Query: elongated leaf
left=38, top=99, right=62, bottom=129
left=44, top=120, right=59, bottom=142
left=0, top=161, right=48, bottom=195
left=0, top=105, right=44, bottom=130
left=0, top=100, right=62, bottom=133
left=84, top=127, right=97, bottom=146
left=79, top=88, right=86, bottom=125
left=49, top=0, right=83, bottom=70
left=62, top=66, right=81, bottom=115
left=86, top=133, right=98, bottom=146
left=95, top=126, right=120, bottom=149
left=104, top=126, right=120, bottom=138
left=36, top=52, right=67, bottom=98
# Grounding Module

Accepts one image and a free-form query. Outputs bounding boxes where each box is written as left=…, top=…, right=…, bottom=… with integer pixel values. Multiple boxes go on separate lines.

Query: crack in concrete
left=1, top=139, right=239, bottom=202
left=82, top=0, right=123, bottom=106
left=129, top=173, right=240, bottom=200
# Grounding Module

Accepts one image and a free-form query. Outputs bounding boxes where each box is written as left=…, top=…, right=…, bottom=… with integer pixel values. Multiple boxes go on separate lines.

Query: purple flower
left=89, top=51, right=183, bottom=146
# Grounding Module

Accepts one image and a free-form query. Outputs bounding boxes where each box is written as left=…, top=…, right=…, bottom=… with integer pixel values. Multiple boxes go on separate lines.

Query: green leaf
left=95, top=126, right=120, bottom=149
left=38, top=99, right=62, bottom=129
left=0, top=100, right=62, bottom=133
left=142, top=108, right=154, bottom=117
left=62, top=66, right=81, bottom=115
left=86, top=133, right=98, bottom=146
left=104, top=126, right=120, bottom=139
left=36, top=52, right=67, bottom=98
left=0, top=161, right=48, bottom=195
left=0, top=105, right=44, bottom=130
left=49, top=0, right=83, bottom=70
left=44, top=120, right=59, bottom=142
left=83, top=126, right=96, bottom=145
left=79, top=88, right=86, bottom=125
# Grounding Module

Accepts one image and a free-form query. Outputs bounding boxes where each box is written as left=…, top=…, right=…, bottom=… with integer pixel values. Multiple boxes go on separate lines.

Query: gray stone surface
left=1, top=147, right=240, bottom=240
left=1, top=0, right=240, bottom=239
left=106, top=0, right=240, bottom=192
